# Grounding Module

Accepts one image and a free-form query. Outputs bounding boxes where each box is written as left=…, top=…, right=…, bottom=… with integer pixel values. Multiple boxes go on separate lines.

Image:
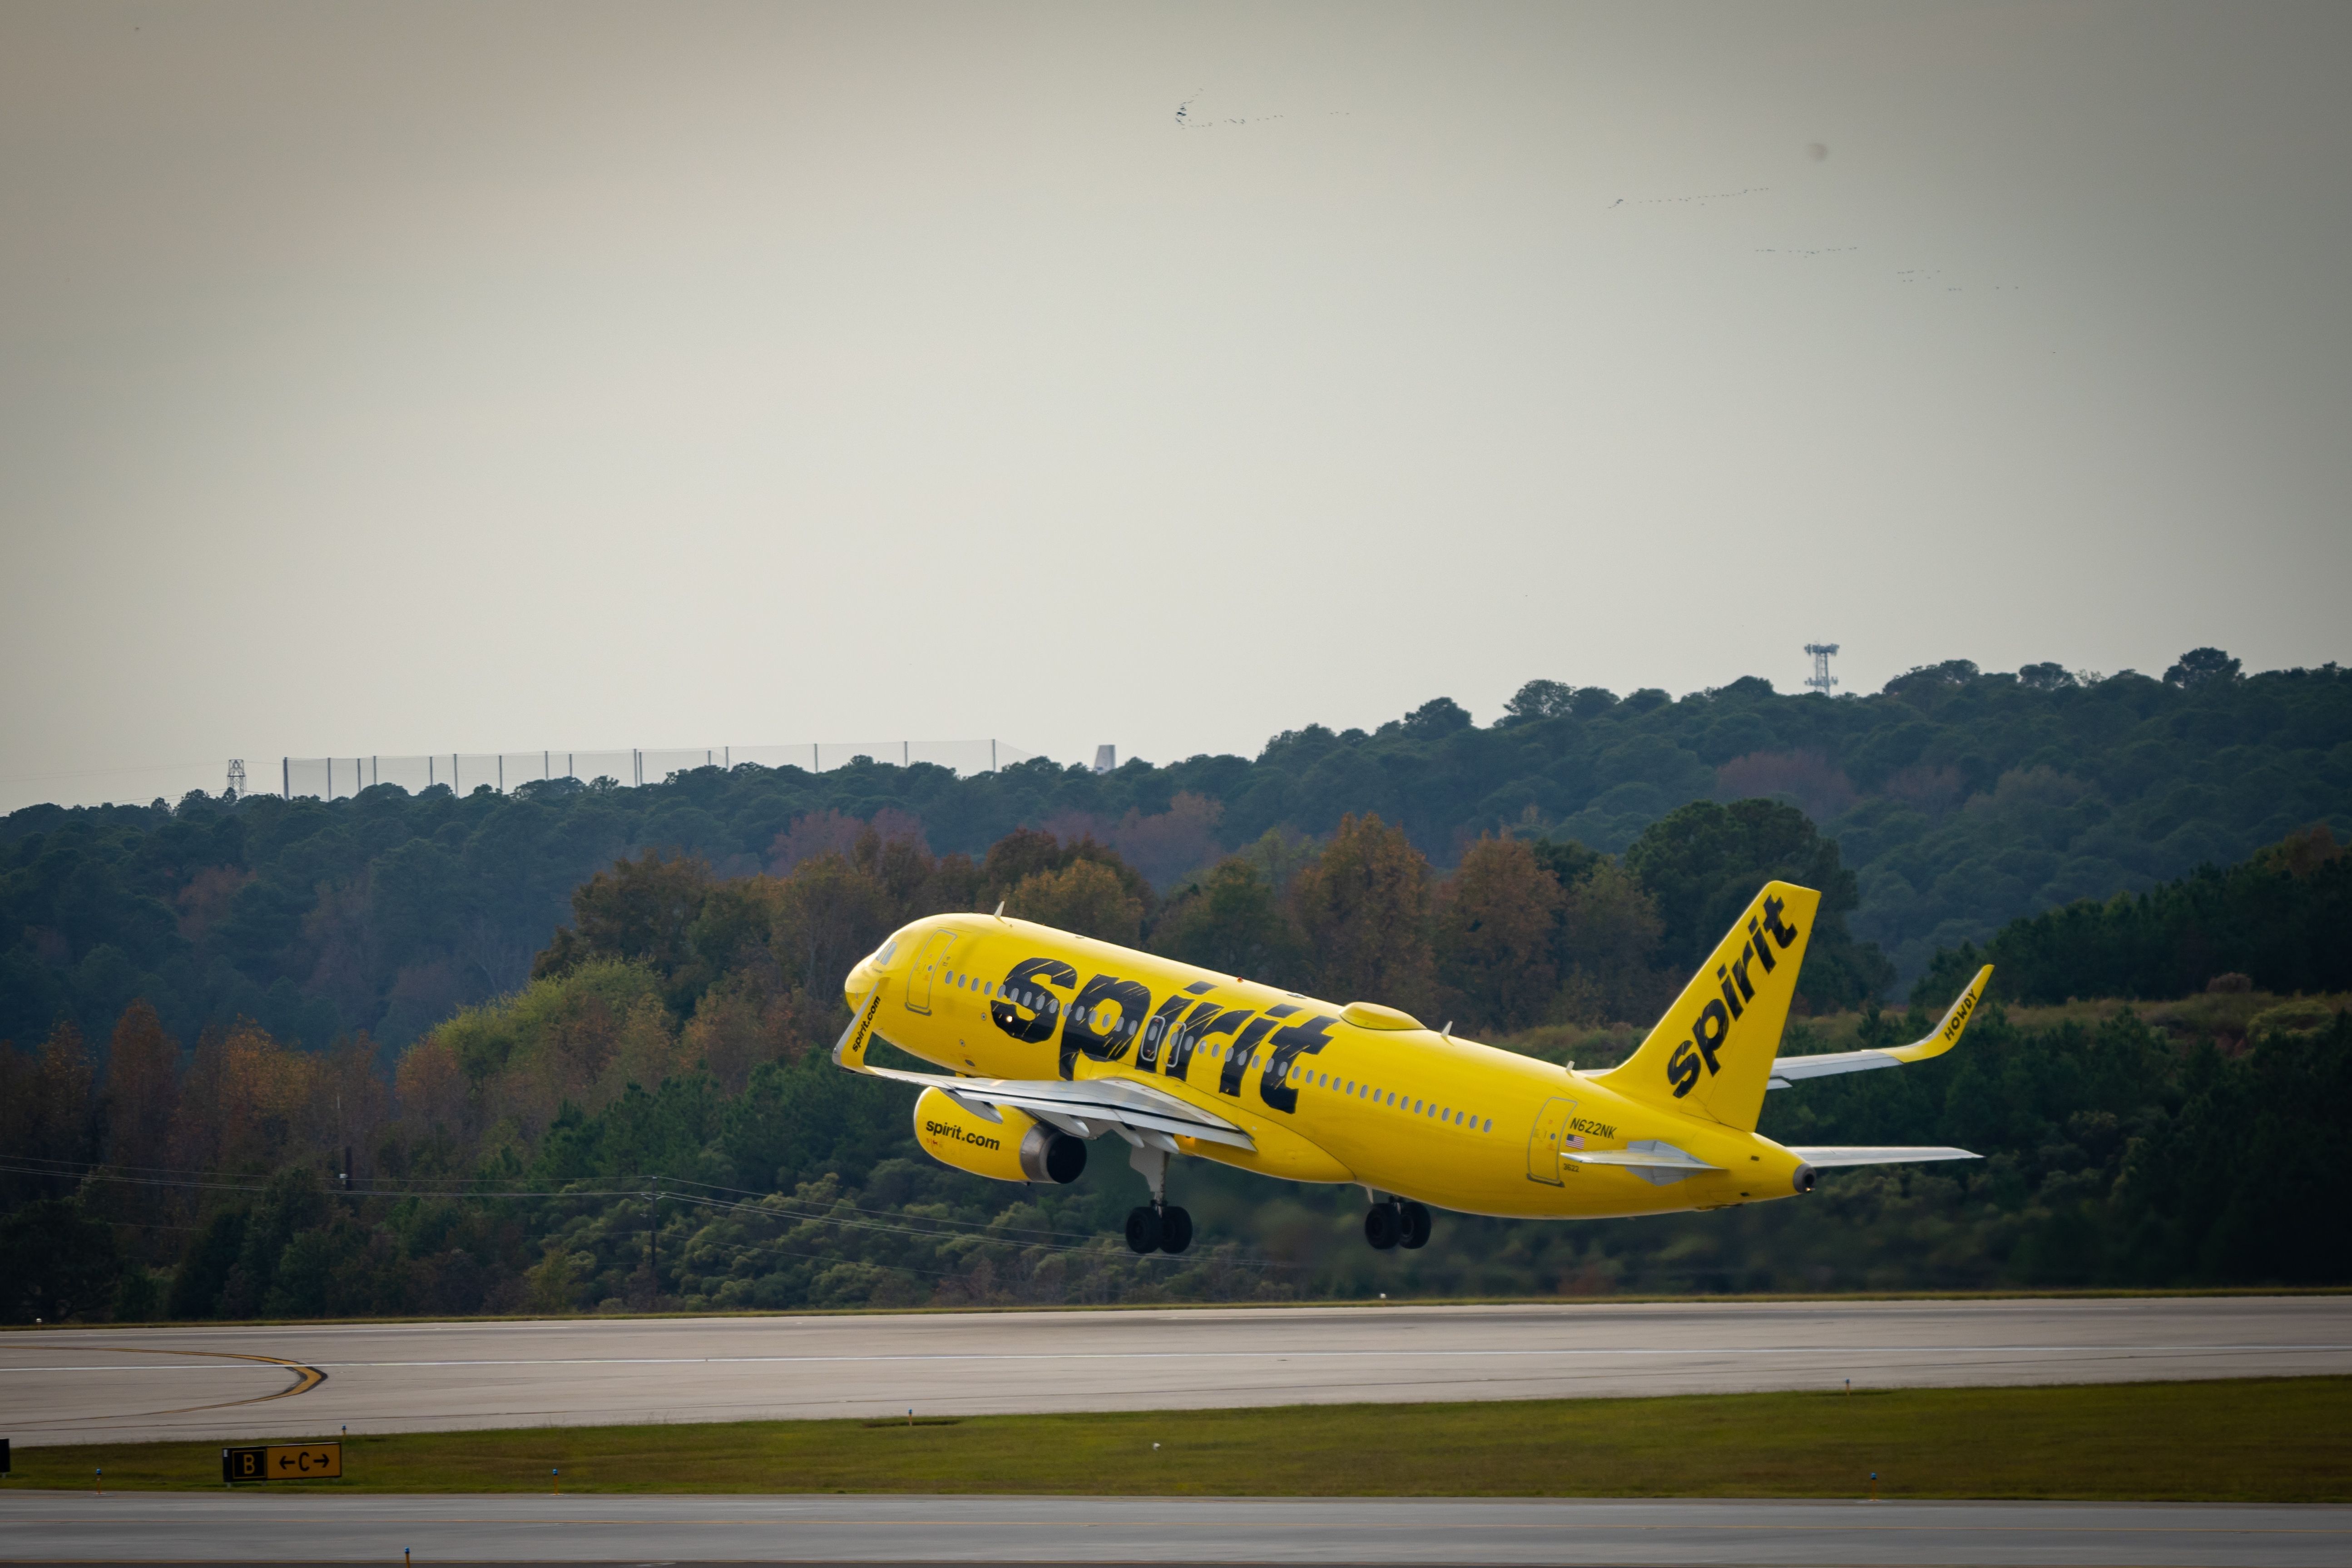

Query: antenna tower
left=225, top=759, right=247, bottom=800
left=1802, top=643, right=1840, bottom=697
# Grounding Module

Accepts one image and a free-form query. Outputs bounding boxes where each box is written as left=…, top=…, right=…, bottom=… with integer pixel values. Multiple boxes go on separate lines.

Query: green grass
left=10, top=1378, right=2347, bottom=1502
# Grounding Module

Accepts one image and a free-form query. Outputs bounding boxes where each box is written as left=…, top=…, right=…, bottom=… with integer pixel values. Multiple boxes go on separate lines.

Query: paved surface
left=2, top=1492, right=2348, bottom=1565
left=3, top=1296, right=2347, bottom=1447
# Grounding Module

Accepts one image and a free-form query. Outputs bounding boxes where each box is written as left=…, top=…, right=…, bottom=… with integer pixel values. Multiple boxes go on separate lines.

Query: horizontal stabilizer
left=1562, top=1141, right=1721, bottom=1173
left=1786, top=1145, right=1979, bottom=1167
left=1767, top=965, right=1993, bottom=1089
left=1564, top=1138, right=1722, bottom=1186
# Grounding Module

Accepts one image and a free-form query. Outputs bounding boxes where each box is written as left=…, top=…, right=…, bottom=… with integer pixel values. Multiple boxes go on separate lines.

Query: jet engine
left=911, top=1085, right=1086, bottom=1184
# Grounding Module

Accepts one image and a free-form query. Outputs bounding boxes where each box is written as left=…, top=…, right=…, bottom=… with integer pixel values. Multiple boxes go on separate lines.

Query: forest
left=4, top=790, right=2347, bottom=1324
left=4, top=648, right=2347, bottom=1062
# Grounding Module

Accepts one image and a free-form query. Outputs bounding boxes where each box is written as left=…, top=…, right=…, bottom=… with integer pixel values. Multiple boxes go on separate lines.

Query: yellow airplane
left=833, top=880, right=1991, bottom=1253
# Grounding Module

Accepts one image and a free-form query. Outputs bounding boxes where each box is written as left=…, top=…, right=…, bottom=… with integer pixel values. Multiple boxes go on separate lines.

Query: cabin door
left=903, top=932, right=954, bottom=1015
left=1525, top=1097, right=1575, bottom=1185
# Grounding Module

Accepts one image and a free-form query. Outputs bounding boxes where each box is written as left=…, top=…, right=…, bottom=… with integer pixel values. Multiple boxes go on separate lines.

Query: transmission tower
left=225, top=759, right=247, bottom=800
left=1802, top=644, right=1841, bottom=697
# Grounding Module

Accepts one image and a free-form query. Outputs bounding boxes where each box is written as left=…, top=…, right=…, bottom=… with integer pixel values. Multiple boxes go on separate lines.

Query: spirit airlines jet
left=833, top=880, right=1991, bottom=1253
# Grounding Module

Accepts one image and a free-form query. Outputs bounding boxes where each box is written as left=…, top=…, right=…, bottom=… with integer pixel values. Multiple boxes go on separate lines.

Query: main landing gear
left=1364, top=1197, right=1431, bottom=1251
left=1124, top=1143, right=1193, bottom=1256
left=1124, top=1203, right=1193, bottom=1255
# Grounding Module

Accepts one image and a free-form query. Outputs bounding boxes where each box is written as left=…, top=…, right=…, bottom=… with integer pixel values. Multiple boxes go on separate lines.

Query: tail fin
left=1600, top=880, right=1819, bottom=1132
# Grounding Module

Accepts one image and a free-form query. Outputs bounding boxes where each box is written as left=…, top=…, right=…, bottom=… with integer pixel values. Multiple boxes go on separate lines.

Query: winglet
left=832, top=988, right=886, bottom=1071
left=1883, top=965, right=1993, bottom=1064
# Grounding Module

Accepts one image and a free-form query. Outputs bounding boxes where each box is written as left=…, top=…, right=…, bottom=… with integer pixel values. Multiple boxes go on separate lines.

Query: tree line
left=5, top=648, right=2346, bottom=1059
left=5, top=813, right=2346, bottom=1323
left=1913, top=824, right=2352, bottom=1006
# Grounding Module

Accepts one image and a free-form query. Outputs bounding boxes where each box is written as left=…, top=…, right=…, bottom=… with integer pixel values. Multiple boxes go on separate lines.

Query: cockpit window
left=871, top=937, right=899, bottom=967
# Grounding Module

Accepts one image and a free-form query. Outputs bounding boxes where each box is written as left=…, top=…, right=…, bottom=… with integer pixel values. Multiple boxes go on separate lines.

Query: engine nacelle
left=912, top=1086, right=1087, bottom=1184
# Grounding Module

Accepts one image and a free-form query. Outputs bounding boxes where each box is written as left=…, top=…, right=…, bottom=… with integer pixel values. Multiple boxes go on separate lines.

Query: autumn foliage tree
left=102, top=1000, right=180, bottom=1175
left=1434, top=837, right=1562, bottom=1035
left=1152, top=859, right=1310, bottom=987
left=1288, top=815, right=1438, bottom=1017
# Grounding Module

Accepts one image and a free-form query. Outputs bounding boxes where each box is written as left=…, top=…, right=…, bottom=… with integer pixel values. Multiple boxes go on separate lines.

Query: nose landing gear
left=1363, top=1197, right=1432, bottom=1251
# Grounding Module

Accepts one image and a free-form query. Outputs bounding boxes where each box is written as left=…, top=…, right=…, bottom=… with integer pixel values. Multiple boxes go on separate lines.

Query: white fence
left=280, top=740, right=1039, bottom=801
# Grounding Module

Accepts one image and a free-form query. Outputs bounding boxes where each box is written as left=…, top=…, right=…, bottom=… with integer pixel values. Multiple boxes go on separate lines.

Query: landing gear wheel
left=1158, top=1206, right=1193, bottom=1255
left=1124, top=1206, right=1163, bottom=1254
left=1364, top=1203, right=1401, bottom=1250
left=1400, top=1201, right=1431, bottom=1250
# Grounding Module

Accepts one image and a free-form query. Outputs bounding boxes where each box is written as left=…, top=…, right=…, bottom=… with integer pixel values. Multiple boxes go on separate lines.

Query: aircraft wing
left=830, top=987, right=1254, bottom=1153
left=1785, top=1146, right=1979, bottom=1167
left=866, top=1064, right=1256, bottom=1153
left=1767, top=965, right=1993, bottom=1089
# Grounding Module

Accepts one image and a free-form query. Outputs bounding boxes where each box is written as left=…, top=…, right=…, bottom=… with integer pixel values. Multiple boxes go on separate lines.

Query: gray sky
left=4, top=1, right=2347, bottom=812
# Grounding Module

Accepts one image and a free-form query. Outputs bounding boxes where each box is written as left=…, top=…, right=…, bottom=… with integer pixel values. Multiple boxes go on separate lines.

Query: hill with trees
left=1913, top=824, right=2352, bottom=1006
left=4, top=811, right=2347, bottom=1323
left=5, top=648, right=2346, bottom=1059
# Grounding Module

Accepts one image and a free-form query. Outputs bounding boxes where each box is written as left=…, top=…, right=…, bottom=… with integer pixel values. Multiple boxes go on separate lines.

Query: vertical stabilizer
left=1598, top=881, right=1819, bottom=1132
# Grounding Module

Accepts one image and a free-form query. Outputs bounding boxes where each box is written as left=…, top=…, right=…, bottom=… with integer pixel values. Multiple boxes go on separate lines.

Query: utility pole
left=226, top=760, right=247, bottom=801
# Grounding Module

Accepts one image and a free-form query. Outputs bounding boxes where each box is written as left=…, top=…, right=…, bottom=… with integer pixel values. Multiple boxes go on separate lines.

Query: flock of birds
left=1163, top=107, right=2020, bottom=302
left=1607, top=186, right=1772, bottom=208
left=1173, top=94, right=1348, bottom=130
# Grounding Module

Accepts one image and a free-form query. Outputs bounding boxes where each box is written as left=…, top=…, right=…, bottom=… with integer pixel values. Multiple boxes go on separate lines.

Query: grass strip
left=8, top=1378, right=2346, bottom=1503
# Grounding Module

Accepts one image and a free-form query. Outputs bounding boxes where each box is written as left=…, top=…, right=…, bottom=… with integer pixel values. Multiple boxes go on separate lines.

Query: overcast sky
left=4, top=1, right=2347, bottom=811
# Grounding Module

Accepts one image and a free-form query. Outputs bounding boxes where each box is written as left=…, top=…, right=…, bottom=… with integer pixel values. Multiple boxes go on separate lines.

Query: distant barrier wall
left=280, top=740, right=1037, bottom=801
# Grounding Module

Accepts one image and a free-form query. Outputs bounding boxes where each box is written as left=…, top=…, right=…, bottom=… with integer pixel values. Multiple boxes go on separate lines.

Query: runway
left=2, top=1493, right=2348, bottom=1566
left=3, top=1295, right=2346, bottom=1447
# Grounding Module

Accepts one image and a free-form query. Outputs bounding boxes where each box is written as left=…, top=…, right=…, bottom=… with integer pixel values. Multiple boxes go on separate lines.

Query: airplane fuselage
left=843, top=913, right=1812, bottom=1219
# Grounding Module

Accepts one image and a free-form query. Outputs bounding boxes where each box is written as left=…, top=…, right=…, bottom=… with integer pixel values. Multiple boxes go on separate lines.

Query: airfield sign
left=222, top=1442, right=342, bottom=1483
